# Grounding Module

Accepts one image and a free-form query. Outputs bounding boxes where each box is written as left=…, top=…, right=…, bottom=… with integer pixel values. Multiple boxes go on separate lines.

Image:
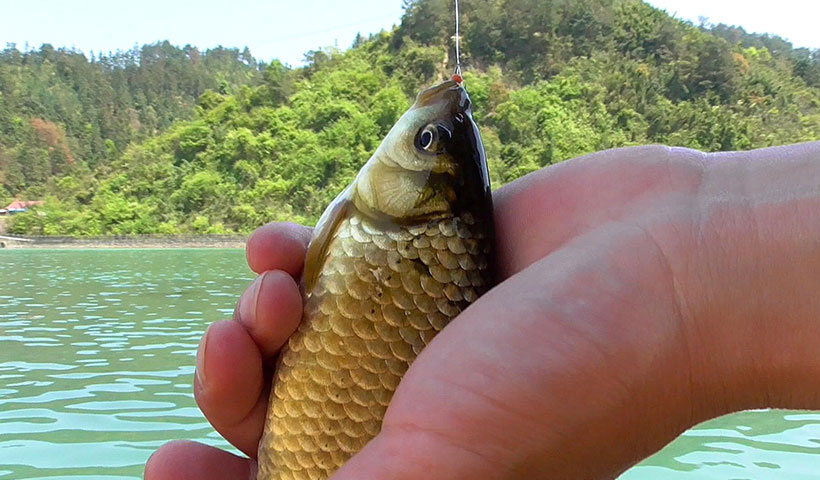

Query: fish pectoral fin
left=303, top=187, right=353, bottom=293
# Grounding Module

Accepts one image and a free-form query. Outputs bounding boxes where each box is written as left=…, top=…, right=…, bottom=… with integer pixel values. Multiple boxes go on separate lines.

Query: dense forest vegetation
left=4, top=0, right=820, bottom=235
left=0, top=42, right=263, bottom=201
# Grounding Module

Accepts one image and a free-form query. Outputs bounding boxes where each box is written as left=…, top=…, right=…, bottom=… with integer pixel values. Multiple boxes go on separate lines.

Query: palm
left=146, top=146, right=708, bottom=479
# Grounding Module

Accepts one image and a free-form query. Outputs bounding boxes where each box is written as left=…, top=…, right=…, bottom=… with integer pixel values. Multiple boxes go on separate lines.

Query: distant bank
left=0, top=234, right=246, bottom=249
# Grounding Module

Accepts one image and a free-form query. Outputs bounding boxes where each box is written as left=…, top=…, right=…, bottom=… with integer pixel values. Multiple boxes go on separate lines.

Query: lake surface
left=1, top=249, right=819, bottom=479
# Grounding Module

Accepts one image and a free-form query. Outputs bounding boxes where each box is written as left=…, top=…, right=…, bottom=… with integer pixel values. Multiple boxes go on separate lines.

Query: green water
left=1, top=250, right=819, bottom=479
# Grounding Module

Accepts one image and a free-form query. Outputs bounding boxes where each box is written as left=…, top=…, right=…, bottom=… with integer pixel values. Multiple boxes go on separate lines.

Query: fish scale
left=257, top=213, right=492, bottom=479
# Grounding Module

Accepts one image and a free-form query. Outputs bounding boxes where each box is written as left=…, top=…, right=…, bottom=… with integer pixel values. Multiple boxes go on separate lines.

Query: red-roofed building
left=1, top=199, right=44, bottom=215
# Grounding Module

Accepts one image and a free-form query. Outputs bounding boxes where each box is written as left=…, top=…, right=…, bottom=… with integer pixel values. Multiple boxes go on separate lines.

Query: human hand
left=145, top=142, right=820, bottom=479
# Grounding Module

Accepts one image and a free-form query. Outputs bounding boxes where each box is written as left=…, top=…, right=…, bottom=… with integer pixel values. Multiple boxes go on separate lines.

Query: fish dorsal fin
left=303, top=186, right=354, bottom=293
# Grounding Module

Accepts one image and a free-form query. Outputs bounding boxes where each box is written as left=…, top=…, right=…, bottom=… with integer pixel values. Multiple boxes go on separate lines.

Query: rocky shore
left=0, top=234, right=247, bottom=249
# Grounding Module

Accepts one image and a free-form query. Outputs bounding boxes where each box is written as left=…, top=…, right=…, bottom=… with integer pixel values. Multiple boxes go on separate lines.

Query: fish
left=257, top=78, right=495, bottom=480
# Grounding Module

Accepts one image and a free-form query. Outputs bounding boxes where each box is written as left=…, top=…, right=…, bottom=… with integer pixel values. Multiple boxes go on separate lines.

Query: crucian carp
left=257, top=78, right=495, bottom=479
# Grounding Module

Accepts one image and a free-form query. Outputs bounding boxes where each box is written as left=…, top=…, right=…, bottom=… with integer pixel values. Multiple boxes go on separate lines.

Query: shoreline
left=0, top=234, right=247, bottom=250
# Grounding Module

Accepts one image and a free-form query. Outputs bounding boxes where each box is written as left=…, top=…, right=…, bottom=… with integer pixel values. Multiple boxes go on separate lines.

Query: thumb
left=329, top=427, right=506, bottom=480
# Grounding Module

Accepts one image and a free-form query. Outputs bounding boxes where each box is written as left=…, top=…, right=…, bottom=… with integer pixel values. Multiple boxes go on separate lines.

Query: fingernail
left=195, top=324, right=211, bottom=387
left=238, top=273, right=265, bottom=326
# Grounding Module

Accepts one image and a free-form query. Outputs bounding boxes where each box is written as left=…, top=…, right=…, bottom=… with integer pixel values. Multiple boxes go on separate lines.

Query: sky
left=0, top=0, right=405, bottom=66
left=0, top=0, right=817, bottom=67
left=646, top=0, right=819, bottom=50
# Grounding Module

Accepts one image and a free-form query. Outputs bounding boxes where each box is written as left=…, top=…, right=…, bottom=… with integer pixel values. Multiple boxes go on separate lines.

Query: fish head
left=353, top=80, right=492, bottom=223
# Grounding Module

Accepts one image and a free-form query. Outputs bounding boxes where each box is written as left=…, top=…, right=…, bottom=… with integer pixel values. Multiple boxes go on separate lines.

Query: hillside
left=0, top=42, right=264, bottom=203
left=6, top=0, right=820, bottom=235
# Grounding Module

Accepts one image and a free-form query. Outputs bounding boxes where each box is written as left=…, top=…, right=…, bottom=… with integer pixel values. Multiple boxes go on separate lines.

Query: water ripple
left=0, top=249, right=251, bottom=478
left=3, top=249, right=820, bottom=478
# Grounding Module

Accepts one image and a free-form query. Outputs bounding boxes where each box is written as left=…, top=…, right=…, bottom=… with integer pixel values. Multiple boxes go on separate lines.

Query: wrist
left=685, top=141, right=820, bottom=415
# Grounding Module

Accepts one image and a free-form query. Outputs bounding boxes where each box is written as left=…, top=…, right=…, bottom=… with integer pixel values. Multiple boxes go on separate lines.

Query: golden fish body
left=257, top=80, right=494, bottom=479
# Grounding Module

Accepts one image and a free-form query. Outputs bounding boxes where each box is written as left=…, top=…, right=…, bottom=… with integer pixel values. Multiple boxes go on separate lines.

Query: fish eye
left=417, top=125, right=439, bottom=152
left=421, top=130, right=435, bottom=149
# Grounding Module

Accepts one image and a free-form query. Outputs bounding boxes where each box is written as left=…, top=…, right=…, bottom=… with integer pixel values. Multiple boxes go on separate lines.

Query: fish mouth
left=414, top=80, right=470, bottom=113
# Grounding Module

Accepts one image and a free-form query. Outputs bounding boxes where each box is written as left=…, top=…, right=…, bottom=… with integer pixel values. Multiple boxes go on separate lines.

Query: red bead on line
left=453, top=74, right=463, bottom=84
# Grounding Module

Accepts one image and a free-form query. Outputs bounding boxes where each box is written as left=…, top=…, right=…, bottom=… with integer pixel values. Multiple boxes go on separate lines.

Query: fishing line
left=453, top=0, right=463, bottom=82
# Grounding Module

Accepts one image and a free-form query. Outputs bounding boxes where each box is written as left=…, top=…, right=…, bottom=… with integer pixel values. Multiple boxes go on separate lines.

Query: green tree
left=6, top=1, right=820, bottom=236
